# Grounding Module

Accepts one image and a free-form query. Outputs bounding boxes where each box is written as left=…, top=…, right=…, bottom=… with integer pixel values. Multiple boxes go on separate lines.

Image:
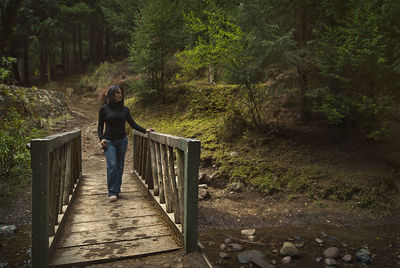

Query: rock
left=0, top=225, right=17, bottom=235
left=356, top=248, right=372, bottom=265
left=210, top=171, right=222, bottom=180
left=323, top=247, right=339, bottom=259
left=282, top=256, right=291, bottom=264
left=224, top=238, right=232, bottom=244
left=199, top=183, right=208, bottom=189
left=162, top=263, right=171, bottom=268
left=315, top=238, right=324, bottom=244
left=279, top=242, right=300, bottom=257
left=0, top=261, right=8, bottom=268
left=241, top=229, right=256, bottom=236
left=230, top=243, right=243, bottom=251
left=248, top=235, right=256, bottom=242
left=315, top=257, right=323, bottom=263
left=324, top=258, right=336, bottom=266
left=198, top=188, right=210, bottom=200
left=294, top=242, right=304, bottom=248
left=237, top=250, right=267, bottom=264
left=175, top=264, right=184, bottom=268
left=199, top=173, right=208, bottom=184
left=342, top=254, right=352, bottom=263
left=208, top=241, right=215, bottom=246
left=251, top=257, right=275, bottom=268
left=220, top=243, right=227, bottom=251
left=230, top=151, right=238, bottom=156
left=228, top=182, right=245, bottom=192
left=219, top=252, right=229, bottom=259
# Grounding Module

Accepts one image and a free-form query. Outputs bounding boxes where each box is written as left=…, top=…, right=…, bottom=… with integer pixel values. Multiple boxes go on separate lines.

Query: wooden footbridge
left=30, top=129, right=200, bottom=267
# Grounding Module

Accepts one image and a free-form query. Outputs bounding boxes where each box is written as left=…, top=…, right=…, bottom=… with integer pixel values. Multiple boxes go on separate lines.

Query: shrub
left=0, top=109, right=32, bottom=203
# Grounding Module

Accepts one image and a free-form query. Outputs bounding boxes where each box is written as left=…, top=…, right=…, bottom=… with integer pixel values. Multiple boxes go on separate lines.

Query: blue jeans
left=104, top=137, right=128, bottom=197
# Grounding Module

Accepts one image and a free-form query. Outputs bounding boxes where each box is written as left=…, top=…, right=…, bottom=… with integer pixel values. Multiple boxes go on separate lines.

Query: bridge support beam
left=183, top=140, right=200, bottom=254
left=31, top=139, right=51, bottom=268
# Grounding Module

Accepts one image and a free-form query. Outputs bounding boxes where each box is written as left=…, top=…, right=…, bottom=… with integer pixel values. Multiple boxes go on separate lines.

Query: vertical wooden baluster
left=161, top=144, right=173, bottom=213
left=143, top=138, right=149, bottom=184
left=155, top=142, right=165, bottom=203
left=138, top=136, right=143, bottom=177
left=176, top=149, right=185, bottom=228
left=141, top=136, right=146, bottom=179
left=146, top=138, right=153, bottom=189
left=168, top=146, right=180, bottom=223
left=63, top=142, right=72, bottom=205
left=132, top=133, right=136, bottom=172
left=78, top=133, right=82, bottom=179
left=48, top=149, right=57, bottom=237
left=149, top=140, right=159, bottom=195
left=54, top=145, right=63, bottom=224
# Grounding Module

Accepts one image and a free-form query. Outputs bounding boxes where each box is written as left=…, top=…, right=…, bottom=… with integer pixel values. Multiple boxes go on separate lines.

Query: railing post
left=31, top=139, right=50, bottom=268
left=183, top=140, right=200, bottom=254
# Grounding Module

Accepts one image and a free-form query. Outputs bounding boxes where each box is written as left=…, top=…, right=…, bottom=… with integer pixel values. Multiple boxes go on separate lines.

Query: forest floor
left=1, top=85, right=400, bottom=267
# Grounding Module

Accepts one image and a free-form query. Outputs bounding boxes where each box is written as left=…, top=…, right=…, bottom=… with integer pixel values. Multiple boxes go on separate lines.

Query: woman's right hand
left=100, top=139, right=108, bottom=149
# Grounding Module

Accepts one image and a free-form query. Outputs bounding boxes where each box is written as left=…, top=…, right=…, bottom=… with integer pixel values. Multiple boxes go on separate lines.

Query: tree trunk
left=0, top=0, right=24, bottom=57
left=105, top=27, right=110, bottom=59
left=22, top=40, right=29, bottom=85
left=78, top=24, right=83, bottom=63
left=62, top=40, right=66, bottom=72
left=72, top=25, right=78, bottom=65
left=208, top=64, right=215, bottom=84
left=47, top=55, right=51, bottom=82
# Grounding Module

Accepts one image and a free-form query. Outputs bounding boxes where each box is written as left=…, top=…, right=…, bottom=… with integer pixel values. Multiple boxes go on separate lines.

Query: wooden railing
left=30, top=129, right=82, bottom=268
left=132, top=130, right=200, bottom=254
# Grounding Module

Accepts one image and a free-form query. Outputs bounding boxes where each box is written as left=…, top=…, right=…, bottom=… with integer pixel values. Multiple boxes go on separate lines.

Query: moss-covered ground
left=125, top=78, right=400, bottom=214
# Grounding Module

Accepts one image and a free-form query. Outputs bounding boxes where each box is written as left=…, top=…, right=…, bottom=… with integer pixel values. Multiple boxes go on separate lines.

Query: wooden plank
left=71, top=194, right=149, bottom=208
left=69, top=215, right=162, bottom=233
left=70, top=206, right=157, bottom=223
left=59, top=224, right=172, bottom=247
left=50, top=235, right=180, bottom=267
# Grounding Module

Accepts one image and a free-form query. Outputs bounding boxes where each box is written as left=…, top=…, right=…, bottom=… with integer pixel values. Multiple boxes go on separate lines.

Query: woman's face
left=114, top=88, right=123, bottom=103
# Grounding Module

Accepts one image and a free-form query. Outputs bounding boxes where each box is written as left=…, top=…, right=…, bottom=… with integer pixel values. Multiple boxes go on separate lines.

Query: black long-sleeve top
left=98, top=104, right=146, bottom=141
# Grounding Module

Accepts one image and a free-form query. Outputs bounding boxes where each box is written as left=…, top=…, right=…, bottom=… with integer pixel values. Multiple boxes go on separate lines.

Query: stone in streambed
left=282, top=256, right=291, bottom=264
left=230, top=243, right=243, bottom=251
left=323, top=247, right=339, bottom=259
left=0, top=225, right=17, bottom=236
left=342, top=254, right=352, bottom=263
left=279, top=242, right=300, bottom=257
left=237, top=250, right=267, bottom=264
left=241, top=229, right=256, bottom=236
left=324, top=258, right=336, bottom=266
left=224, top=238, right=232, bottom=244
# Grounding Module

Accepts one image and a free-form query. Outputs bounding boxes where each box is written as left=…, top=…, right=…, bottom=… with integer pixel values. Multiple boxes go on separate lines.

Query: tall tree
left=129, top=0, right=184, bottom=104
left=0, top=0, right=24, bottom=57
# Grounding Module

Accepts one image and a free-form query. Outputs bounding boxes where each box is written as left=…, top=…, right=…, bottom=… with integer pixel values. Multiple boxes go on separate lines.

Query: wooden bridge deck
left=49, top=172, right=181, bottom=267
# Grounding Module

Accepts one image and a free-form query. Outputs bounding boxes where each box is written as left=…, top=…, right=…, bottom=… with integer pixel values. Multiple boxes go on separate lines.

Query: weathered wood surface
left=50, top=173, right=180, bottom=267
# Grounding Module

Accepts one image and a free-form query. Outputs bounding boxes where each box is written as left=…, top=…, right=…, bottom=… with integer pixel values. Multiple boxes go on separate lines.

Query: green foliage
left=0, top=57, right=16, bottom=84
left=129, top=0, right=184, bottom=103
left=0, top=109, right=31, bottom=203
left=177, top=1, right=243, bottom=79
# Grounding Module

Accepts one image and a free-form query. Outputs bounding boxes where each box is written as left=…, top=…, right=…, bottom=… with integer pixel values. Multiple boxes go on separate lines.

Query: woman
left=98, top=85, right=153, bottom=202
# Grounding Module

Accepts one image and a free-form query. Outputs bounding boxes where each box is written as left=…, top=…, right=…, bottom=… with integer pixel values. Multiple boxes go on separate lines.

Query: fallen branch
left=222, top=233, right=267, bottom=246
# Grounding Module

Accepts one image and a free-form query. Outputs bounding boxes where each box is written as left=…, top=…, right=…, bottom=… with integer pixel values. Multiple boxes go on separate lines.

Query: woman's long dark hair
left=105, top=85, right=124, bottom=107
